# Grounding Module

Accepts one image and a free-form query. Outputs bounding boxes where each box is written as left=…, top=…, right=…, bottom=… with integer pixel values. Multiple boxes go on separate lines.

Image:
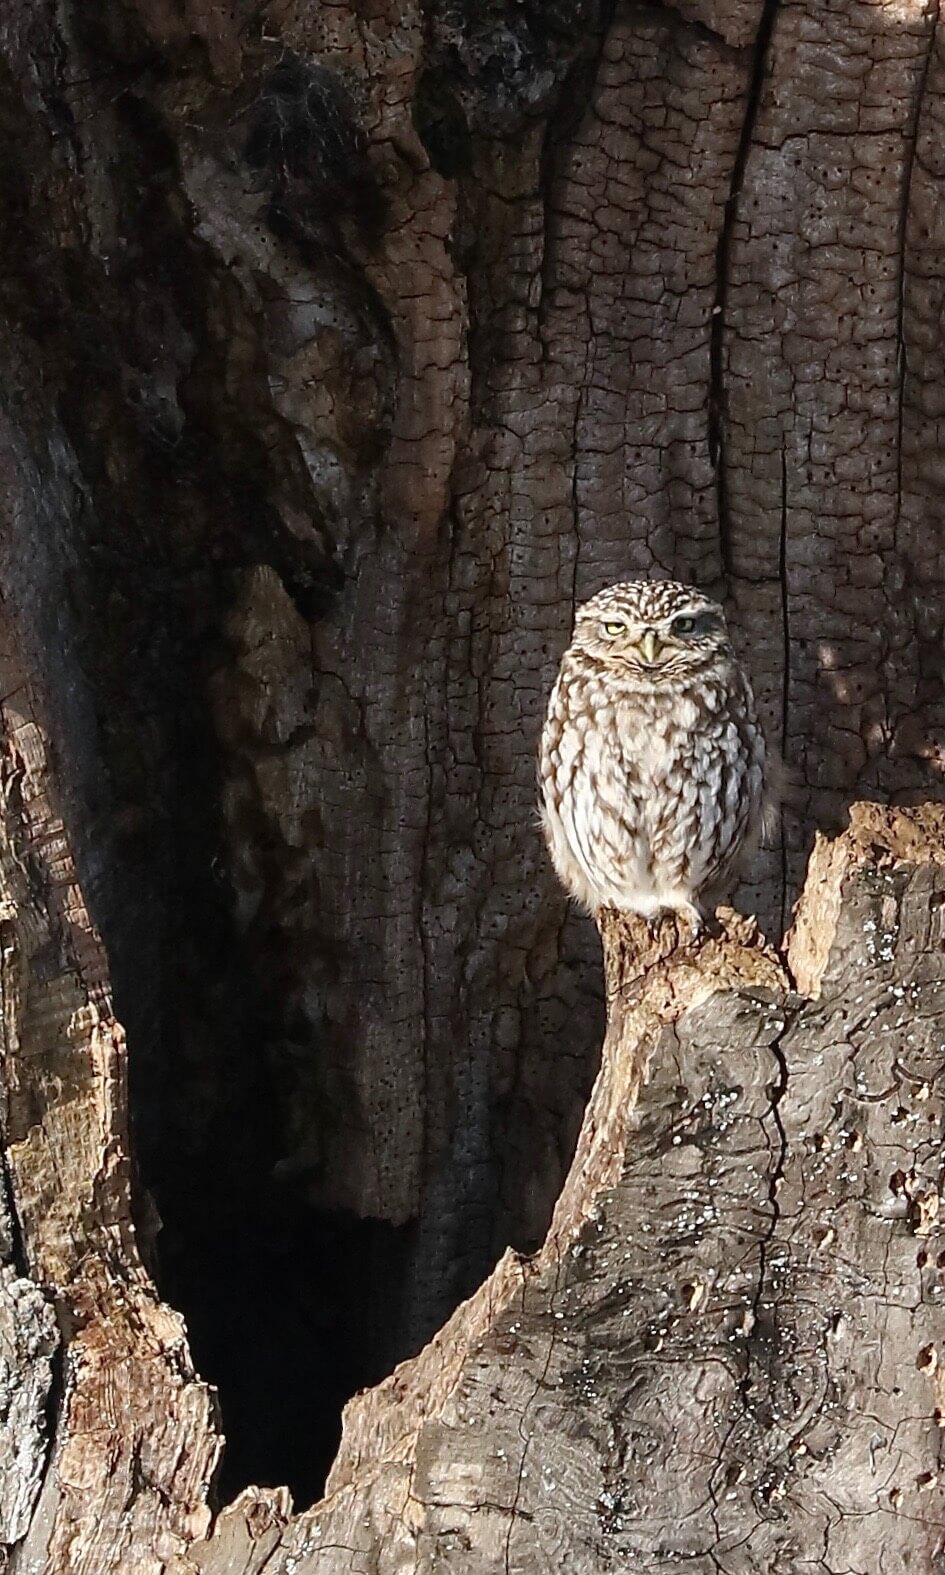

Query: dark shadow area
left=157, top=1185, right=408, bottom=1505
left=120, top=745, right=413, bottom=1506
left=0, top=18, right=416, bottom=1510
left=0, top=8, right=602, bottom=1511
left=93, top=600, right=418, bottom=1509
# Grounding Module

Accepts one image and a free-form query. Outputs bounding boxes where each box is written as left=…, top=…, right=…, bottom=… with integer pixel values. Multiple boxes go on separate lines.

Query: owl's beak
left=638, top=628, right=663, bottom=665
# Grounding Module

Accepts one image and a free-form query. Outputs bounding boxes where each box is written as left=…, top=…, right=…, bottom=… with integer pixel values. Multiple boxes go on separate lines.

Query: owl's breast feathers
left=540, top=646, right=765, bottom=917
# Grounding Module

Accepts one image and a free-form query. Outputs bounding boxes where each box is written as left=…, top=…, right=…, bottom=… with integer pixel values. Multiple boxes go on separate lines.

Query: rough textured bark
left=0, top=628, right=220, bottom=1573
left=1, top=0, right=945, bottom=1566
left=4, top=699, right=945, bottom=1568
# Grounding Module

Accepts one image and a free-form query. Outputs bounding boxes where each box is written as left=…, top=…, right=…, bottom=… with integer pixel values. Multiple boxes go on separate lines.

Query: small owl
left=539, top=580, right=766, bottom=927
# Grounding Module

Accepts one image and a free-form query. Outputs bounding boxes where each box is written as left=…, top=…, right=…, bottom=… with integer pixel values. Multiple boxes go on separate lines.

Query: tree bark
left=1, top=0, right=945, bottom=1567
left=3, top=688, right=945, bottom=1568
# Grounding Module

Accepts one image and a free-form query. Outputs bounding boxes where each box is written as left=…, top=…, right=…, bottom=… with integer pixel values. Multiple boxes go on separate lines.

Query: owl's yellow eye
left=671, top=615, right=697, bottom=636
left=603, top=621, right=625, bottom=636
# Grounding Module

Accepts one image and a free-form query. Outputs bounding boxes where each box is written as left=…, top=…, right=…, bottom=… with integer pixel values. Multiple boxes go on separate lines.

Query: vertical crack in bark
left=778, top=442, right=791, bottom=933
left=0, top=1152, right=28, bottom=1283
left=708, top=0, right=781, bottom=581
left=738, top=1010, right=790, bottom=1434
left=533, top=6, right=612, bottom=611
left=535, top=0, right=616, bottom=365
left=569, top=379, right=586, bottom=621
left=893, top=0, right=940, bottom=558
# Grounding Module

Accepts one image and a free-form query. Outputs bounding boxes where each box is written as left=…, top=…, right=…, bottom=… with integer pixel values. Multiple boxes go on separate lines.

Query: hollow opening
left=53, top=495, right=600, bottom=1508
left=89, top=585, right=592, bottom=1507
left=155, top=1181, right=411, bottom=1506
left=101, top=612, right=423, bottom=1510
left=0, top=31, right=429, bottom=1506
left=5, top=14, right=602, bottom=1504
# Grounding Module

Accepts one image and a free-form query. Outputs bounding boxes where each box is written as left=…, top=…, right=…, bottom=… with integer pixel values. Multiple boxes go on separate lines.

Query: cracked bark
left=1, top=0, right=945, bottom=1568
left=174, top=807, right=945, bottom=1570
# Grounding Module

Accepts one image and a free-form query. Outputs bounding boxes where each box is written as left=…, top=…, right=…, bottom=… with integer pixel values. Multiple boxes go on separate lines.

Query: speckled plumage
left=539, top=580, right=765, bottom=924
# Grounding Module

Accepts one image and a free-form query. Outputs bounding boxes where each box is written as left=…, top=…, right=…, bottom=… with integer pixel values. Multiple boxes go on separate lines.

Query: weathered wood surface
left=156, top=801, right=944, bottom=1573
left=0, top=632, right=221, bottom=1574
left=4, top=775, right=943, bottom=1570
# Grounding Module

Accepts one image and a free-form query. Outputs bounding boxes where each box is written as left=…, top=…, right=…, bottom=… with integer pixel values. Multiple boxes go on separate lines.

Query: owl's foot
left=672, top=902, right=705, bottom=935
left=596, top=902, right=716, bottom=961
left=670, top=907, right=718, bottom=955
left=641, top=905, right=709, bottom=958
left=692, top=905, right=724, bottom=940
left=650, top=901, right=714, bottom=939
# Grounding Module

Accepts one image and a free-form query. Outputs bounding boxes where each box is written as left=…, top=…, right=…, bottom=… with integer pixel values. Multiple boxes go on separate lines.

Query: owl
left=539, top=580, right=766, bottom=927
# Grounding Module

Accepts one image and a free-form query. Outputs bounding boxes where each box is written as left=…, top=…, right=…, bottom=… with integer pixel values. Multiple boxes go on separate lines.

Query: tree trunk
left=1, top=0, right=944, bottom=1567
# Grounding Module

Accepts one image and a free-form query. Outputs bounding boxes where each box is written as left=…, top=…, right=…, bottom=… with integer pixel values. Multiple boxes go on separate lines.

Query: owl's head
left=571, top=580, right=734, bottom=679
